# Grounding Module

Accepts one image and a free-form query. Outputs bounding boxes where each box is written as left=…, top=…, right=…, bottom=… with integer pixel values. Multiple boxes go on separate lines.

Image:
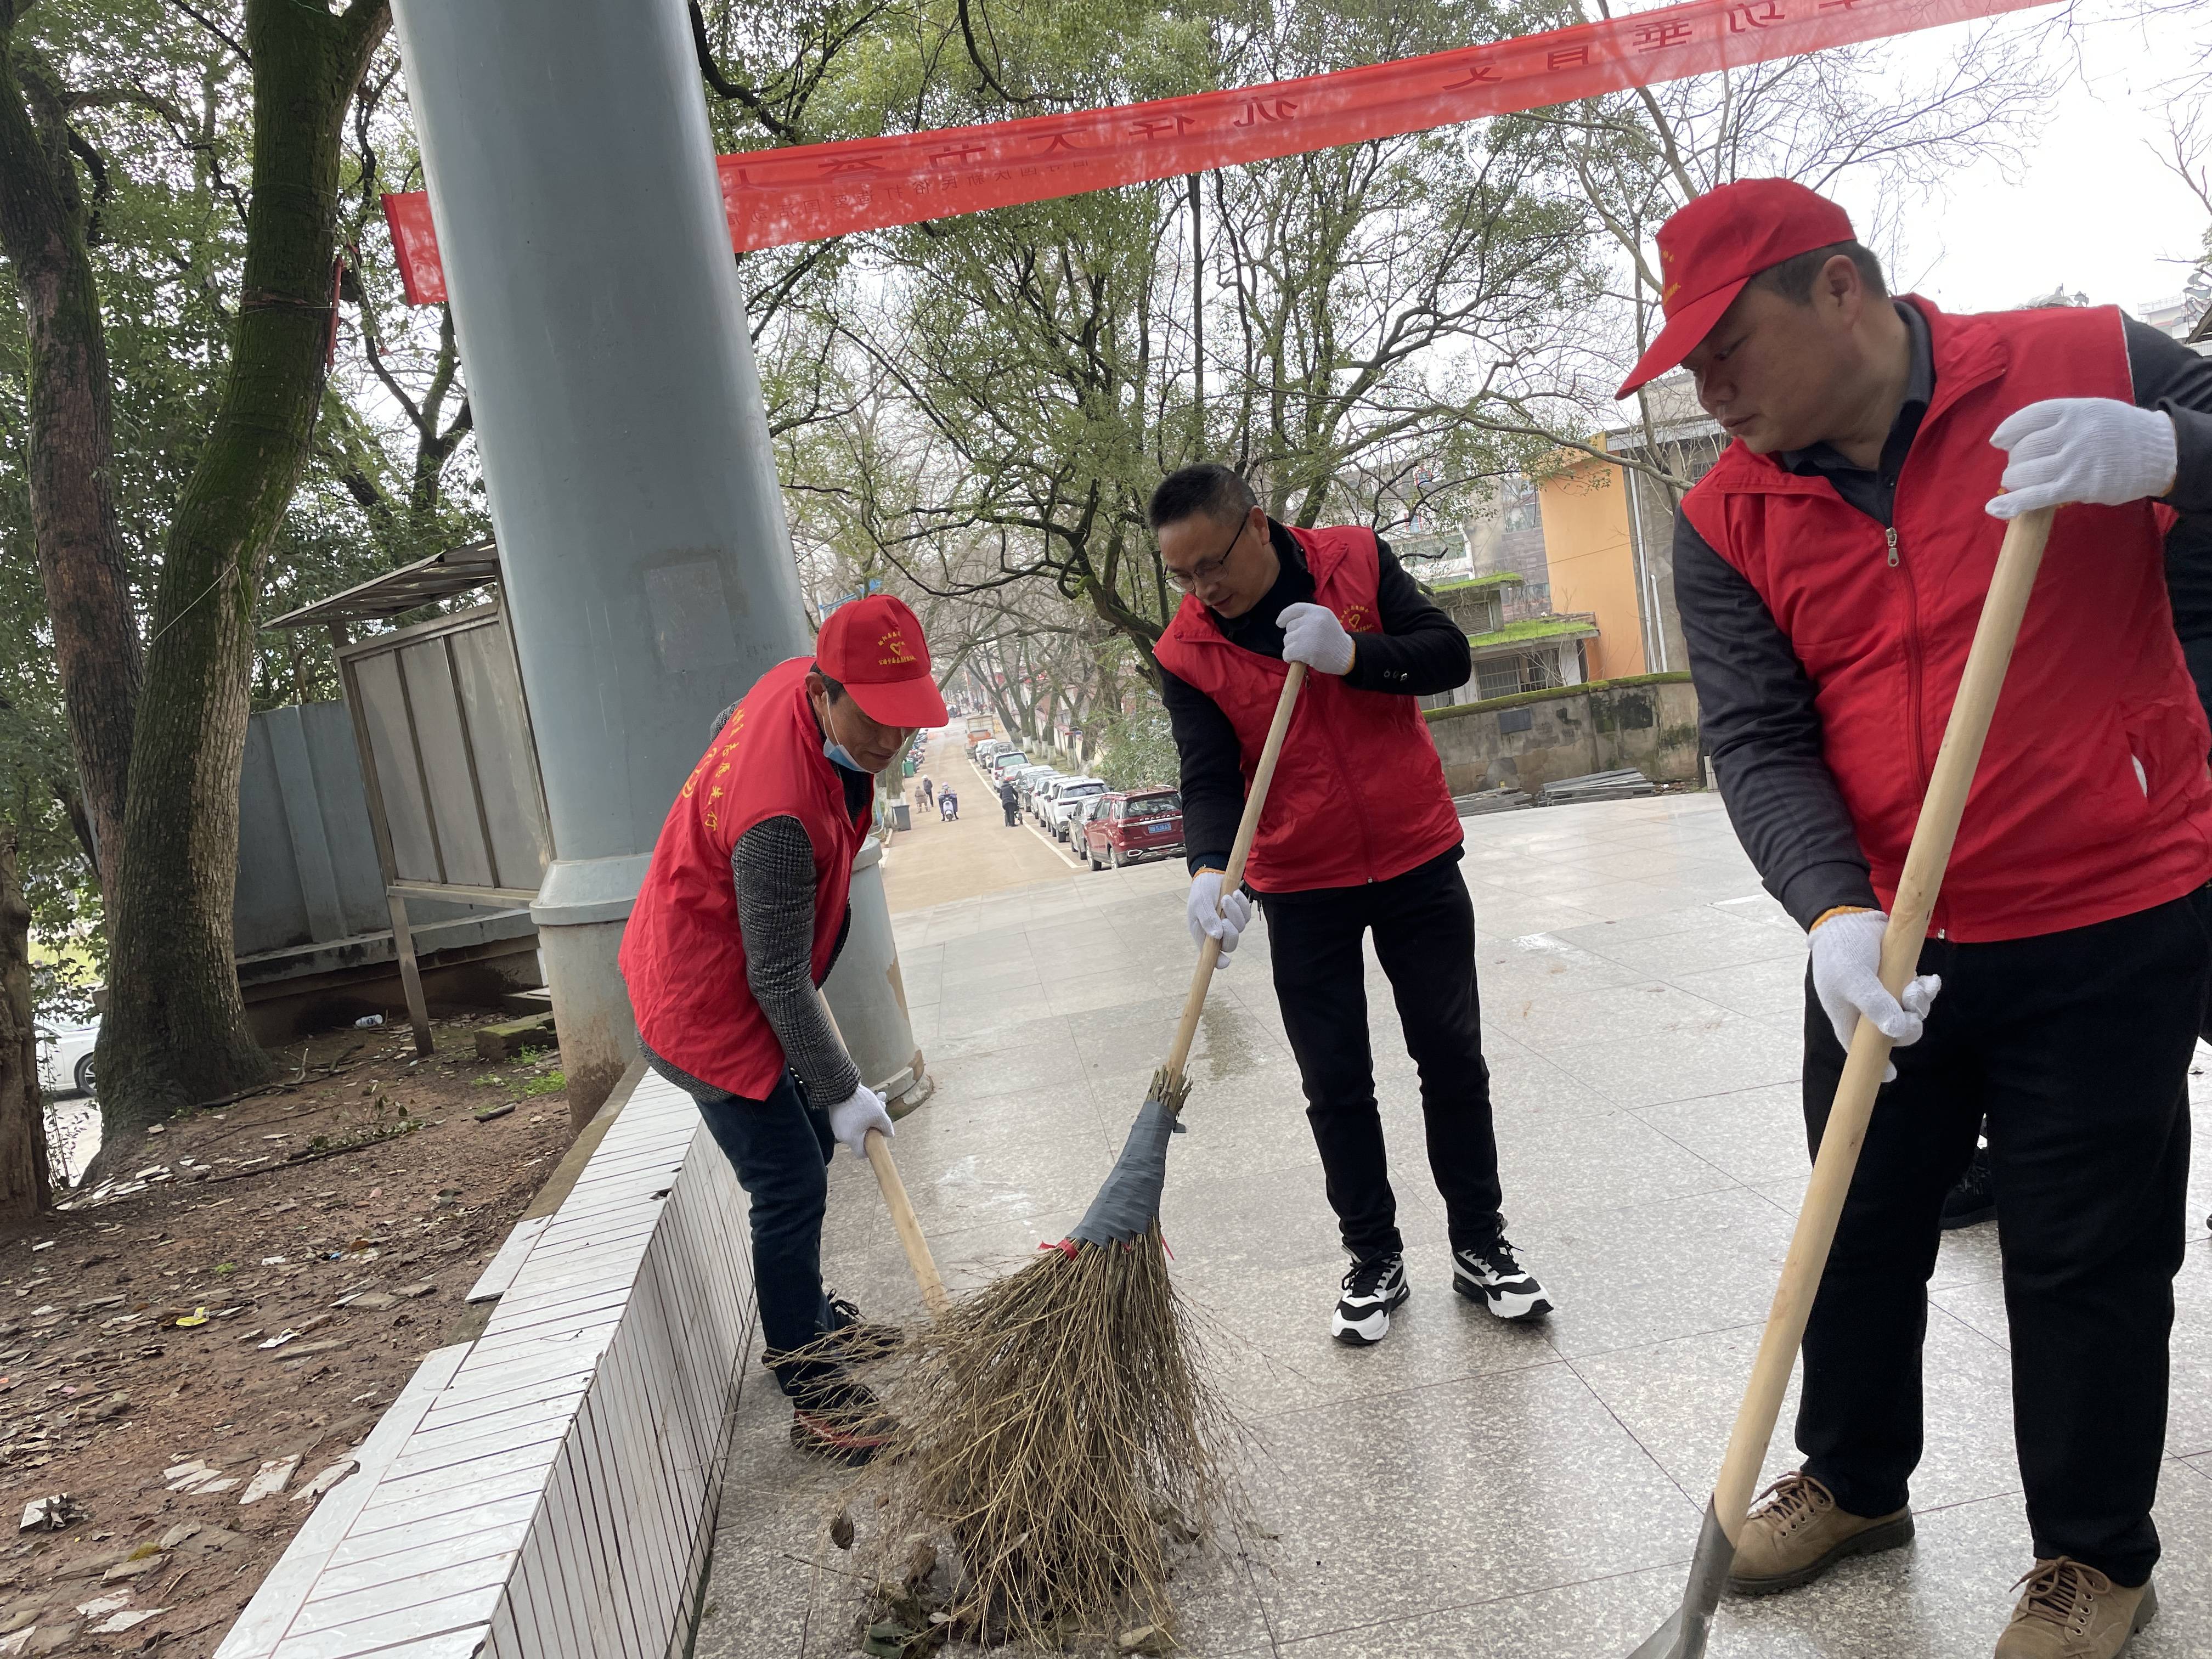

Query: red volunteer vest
left=618, top=656, right=870, bottom=1097
left=1684, top=298, right=2212, bottom=942
left=1152, top=525, right=1463, bottom=894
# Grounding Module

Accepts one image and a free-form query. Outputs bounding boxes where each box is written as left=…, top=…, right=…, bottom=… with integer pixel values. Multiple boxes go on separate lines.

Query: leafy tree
left=93, top=0, right=393, bottom=1149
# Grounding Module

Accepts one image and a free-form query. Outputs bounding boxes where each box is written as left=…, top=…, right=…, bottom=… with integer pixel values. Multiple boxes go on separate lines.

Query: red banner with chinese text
left=382, top=0, right=2047, bottom=304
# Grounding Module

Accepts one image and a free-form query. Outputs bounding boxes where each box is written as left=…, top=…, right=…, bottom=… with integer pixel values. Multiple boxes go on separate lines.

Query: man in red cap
left=620, top=593, right=946, bottom=1463
left=1625, top=177, right=2212, bottom=1656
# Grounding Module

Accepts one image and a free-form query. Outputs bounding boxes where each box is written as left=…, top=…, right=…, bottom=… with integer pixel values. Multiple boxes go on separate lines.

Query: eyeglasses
left=1165, top=515, right=1247, bottom=593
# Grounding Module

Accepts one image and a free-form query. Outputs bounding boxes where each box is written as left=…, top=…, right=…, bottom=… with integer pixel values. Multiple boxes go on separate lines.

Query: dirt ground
left=0, top=1013, right=574, bottom=1657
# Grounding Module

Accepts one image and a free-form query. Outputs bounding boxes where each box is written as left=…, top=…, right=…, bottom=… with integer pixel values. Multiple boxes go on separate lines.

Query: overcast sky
left=1827, top=1, right=2206, bottom=318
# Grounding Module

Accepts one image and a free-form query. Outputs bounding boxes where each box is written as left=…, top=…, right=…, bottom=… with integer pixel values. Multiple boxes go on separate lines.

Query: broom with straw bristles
left=857, top=665, right=1310, bottom=1650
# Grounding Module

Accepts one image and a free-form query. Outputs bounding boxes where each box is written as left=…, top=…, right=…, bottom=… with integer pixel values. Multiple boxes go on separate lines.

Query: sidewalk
left=697, top=792, right=2212, bottom=1658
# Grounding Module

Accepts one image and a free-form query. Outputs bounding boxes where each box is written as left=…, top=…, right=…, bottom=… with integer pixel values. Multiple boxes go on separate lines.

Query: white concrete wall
left=216, top=1071, right=753, bottom=1659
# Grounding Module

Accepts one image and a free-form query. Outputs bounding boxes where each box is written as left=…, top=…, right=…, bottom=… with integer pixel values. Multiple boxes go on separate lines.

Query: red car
left=1081, top=788, right=1184, bottom=870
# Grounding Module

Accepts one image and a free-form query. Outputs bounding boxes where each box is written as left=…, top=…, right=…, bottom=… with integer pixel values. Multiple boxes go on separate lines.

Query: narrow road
left=880, top=729, right=1081, bottom=912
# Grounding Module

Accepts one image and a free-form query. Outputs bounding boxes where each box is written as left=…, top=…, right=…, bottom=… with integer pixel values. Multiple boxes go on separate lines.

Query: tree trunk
left=0, top=827, right=52, bottom=1217
left=0, top=10, right=144, bottom=895
left=95, top=0, right=390, bottom=1148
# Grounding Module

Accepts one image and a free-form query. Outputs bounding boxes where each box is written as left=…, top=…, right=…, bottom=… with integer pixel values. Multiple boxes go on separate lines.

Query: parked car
left=1082, top=788, right=1185, bottom=870
left=1014, top=767, right=1062, bottom=815
left=986, top=749, right=1028, bottom=781
left=1042, top=777, right=1108, bottom=840
left=1026, top=772, right=1071, bottom=825
left=35, top=1017, right=99, bottom=1097
left=1063, top=792, right=1107, bottom=850
left=1028, top=772, right=1073, bottom=825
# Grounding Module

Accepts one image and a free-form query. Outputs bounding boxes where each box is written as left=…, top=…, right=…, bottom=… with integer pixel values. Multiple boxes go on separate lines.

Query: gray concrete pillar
left=822, top=839, right=929, bottom=1112
left=387, top=0, right=921, bottom=1118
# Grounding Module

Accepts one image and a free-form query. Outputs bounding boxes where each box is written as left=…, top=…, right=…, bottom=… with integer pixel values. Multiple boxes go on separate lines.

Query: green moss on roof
left=1462, top=616, right=1600, bottom=650
left=1429, top=571, right=1527, bottom=593
left=1423, top=670, right=1693, bottom=721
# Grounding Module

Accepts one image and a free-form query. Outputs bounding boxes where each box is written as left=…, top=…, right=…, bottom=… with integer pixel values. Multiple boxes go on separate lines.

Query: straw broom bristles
left=854, top=1214, right=1246, bottom=1649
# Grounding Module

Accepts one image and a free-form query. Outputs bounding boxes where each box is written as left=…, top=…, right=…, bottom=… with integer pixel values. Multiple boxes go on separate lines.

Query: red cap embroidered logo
left=815, top=593, right=948, bottom=728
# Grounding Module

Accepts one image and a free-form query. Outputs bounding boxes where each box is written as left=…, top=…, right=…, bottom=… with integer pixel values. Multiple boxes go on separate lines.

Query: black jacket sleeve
left=1673, top=515, right=1880, bottom=928
left=2127, top=318, right=2212, bottom=515
left=1342, top=539, right=1475, bottom=696
left=1161, top=663, right=1241, bottom=874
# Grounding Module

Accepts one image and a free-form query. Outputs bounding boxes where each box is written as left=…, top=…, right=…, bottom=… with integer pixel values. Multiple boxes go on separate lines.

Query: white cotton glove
left=824, top=1082, right=894, bottom=1158
left=1278, top=601, right=1357, bottom=676
left=1186, top=869, right=1254, bottom=968
left=1808, top=909, right=1942, bottom=1083
left=1986, top=398, right=2177, bottom=520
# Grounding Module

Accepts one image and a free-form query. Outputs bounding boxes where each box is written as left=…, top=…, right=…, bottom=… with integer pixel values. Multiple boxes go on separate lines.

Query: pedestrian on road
left=1639, top=178, right=2212, bottom=1656
left=1000, top=779, right=1019, bottom=826
left=1149, top=463, right=1550, bottom=1349
left=619, top=594, right=948, bottom=1465
left=918, top=776, right=934, bottom=811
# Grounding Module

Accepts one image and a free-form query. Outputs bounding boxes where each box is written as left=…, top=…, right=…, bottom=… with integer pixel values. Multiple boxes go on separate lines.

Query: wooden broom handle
left=865, top=1128, right=947, bottom=1314
left=816, top=994, right=949, bottom=1314
left=1709, top=506, right=2056, bottom=1542
left=1162, top=663, right=1308, bottom=1091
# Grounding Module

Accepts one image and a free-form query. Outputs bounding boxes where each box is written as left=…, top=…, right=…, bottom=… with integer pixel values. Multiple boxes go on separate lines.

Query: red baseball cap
left=1615, top=179, right=1856, bottom=399
left=815, top=593, right=947, bottom=729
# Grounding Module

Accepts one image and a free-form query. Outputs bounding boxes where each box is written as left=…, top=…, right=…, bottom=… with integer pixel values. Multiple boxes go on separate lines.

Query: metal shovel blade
left=1626, top=1499, right=1735, bottom=1658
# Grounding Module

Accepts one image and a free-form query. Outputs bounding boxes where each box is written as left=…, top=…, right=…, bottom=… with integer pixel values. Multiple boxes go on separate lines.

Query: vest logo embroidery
left=1336, top=603, right=1370, bottom=632
left=682, top=709, right=745, bottom=798
left=877, top=630, right=917, bottom=667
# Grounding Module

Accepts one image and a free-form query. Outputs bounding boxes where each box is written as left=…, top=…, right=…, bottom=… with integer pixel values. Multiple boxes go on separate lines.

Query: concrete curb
left=215, top=1068, right=753, bottom=1659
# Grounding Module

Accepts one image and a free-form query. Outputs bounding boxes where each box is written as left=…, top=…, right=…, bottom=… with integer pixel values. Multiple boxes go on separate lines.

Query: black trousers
left=1260, top=848, right=1505, bottom=1259
left=1797, top=891, right=2207, bottom=1585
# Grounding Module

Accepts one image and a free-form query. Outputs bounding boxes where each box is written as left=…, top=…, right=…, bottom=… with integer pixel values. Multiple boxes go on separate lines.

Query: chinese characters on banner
left=382, top=0, right=2049, bottom=304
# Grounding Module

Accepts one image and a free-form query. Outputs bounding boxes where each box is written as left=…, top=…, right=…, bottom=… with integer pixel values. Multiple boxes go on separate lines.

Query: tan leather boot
left=1725, top=1470, right=1914, bottom=1595
left=1994, top=1558, right=2157, bottom=1657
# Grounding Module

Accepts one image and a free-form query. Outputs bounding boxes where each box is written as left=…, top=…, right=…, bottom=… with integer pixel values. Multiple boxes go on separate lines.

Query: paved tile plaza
left=694, top=793, right=2212, bottom=1658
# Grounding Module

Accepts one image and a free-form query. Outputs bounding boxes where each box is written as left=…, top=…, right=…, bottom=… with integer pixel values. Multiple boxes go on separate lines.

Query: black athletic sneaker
left=817, top=1291, right=900, bottom=1364
left=1331, top=1252, right=1409, bottom=1345
left=1452, top=1237, right=1553, bottom=1322
left=1940, top=1144, right=1995, bottom=1230
left=789, top=1374, right=898, bottom=1464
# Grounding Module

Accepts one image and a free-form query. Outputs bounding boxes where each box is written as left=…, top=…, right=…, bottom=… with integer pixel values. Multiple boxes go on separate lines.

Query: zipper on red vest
left=1888, top=522, right=1952, bottom=940
left=1891, top=525, right=1933, bottom=797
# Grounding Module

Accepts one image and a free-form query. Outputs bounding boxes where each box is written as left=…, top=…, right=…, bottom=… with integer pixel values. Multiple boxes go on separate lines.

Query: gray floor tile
left=1484, top=978, right=1742, bottom=1054
left=1516, top=1188, right=1796, bottom=1359
left=1542, top=1014, right=1803, bottom=1110
left=1233, top=1364, right=1696, bottom=1643
left=1571, top=1304, right=2019, bottom=1514
left=1173, top=1239, right=1560, bottom=1418
left=1485, top=1108, right=1737, bottom=1227
left=1665, top=952, right=1810, bottom=1020
left=1634, top=1082, right=1810, bottom=1186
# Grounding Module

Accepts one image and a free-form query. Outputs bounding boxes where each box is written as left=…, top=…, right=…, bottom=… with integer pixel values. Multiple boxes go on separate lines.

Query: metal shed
left=267, top=543, right=550, bottom=1055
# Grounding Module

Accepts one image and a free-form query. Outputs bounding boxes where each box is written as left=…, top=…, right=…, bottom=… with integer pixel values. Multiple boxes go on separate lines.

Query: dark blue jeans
left=692, top=1071, right=840, bottom=1396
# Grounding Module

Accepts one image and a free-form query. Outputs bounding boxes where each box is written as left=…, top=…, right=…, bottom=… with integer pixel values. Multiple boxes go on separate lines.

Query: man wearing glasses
left=1148, top=464, right=1550, bottom=1345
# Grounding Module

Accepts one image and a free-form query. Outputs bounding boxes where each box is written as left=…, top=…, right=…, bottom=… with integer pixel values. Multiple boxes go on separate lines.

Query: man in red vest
left=1150, top=465, right=1551, bottom=1348
left=619, top=594, right=946, bottom=1463
left=1629, top=178, right=2212, bottom=1656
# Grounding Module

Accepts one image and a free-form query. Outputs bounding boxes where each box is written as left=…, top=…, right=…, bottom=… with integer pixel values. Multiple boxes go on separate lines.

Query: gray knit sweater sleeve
left=733, top=815, right=861, bottom=1104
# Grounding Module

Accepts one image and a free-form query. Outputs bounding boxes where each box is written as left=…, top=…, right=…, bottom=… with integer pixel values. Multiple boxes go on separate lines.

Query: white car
left=36, top=1018, right=98, bottom=1097
left=1014, top=767, right=1062, bottom=815
left=1042, top=777, right=1108, bottom=840
left=988, top=750, right=1029, bottom=782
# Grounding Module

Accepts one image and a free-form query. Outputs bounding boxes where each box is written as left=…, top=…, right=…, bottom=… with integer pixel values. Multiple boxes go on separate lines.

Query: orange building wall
left=1533, top=448, right=1646, bottom=681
